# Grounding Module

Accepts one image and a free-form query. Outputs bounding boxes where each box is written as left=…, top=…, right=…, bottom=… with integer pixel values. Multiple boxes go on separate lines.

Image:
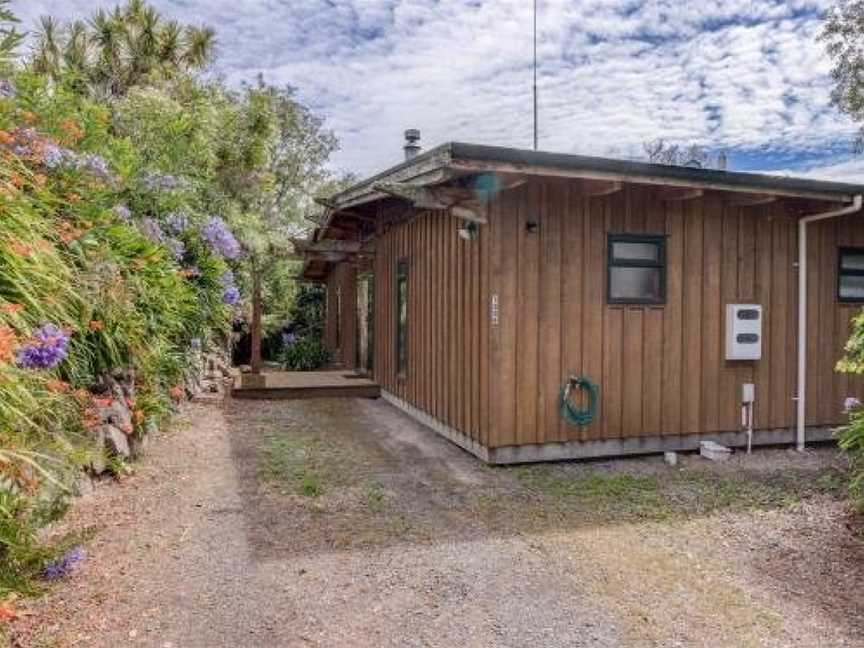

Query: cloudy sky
left=11, top=0, right=864, bottom=182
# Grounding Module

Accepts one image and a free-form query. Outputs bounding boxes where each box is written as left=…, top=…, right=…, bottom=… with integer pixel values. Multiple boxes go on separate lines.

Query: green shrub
left=280, top=336, right=329, bottom=371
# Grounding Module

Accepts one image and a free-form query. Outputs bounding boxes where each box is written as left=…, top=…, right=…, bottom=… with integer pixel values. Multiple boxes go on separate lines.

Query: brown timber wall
left=486, top=179, right=864, bottom=449
left=373, top=210, right=491, bottom=447
left=369, top=178, right=863, bottom=458
left=324, top=263, right=357, bottom=369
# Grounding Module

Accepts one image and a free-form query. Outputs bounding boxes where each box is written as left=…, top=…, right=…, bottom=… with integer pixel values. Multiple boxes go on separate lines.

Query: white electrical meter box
left=725, top=304, right=762, bottom=361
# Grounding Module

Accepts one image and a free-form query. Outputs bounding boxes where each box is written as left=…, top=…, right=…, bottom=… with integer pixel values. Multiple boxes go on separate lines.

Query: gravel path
left=9, top=396, right=864, bottom=647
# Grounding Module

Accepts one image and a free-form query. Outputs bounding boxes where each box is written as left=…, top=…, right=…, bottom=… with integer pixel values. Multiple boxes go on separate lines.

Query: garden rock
left=97, top=423, right=131, bottom=459
left=129, top=433, right=150, bottom=460
left=72, top=474, right=96, bottom=498
left=99, top=399, right=133, bottom=433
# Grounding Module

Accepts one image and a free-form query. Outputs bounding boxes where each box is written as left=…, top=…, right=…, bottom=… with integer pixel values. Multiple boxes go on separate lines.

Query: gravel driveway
left=9, top=397, right=864, bottom=647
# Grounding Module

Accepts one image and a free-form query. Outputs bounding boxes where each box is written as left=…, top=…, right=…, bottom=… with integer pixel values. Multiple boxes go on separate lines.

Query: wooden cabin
left=299, top=141, right=864, bottom=464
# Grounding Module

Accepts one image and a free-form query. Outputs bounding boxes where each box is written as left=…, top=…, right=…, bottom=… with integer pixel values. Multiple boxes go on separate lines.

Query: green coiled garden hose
left=559, top=375, right=600, bottom=426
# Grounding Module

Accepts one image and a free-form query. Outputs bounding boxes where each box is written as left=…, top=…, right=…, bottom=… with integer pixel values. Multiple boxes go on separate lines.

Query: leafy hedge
left=0, top=72, right=241, bottom=594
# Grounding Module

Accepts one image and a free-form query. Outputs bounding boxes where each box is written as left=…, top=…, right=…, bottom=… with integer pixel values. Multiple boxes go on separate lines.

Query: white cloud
left=10, top=0, right=863, bottom=180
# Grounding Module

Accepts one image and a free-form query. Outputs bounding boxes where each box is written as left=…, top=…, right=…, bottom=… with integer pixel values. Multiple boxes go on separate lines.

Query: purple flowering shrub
left=165, top=211, right=190, bottom=234
left=140, top=170, right=188, bottom=191
left=202, top=217, right=242, bottom=260
left=219, top=270, right=241, bottom=305
left=2, top=128, right=114, bottom=181
left=16, top=324, right=71, bottom=370
left=43, top=547, right=85, bottom=581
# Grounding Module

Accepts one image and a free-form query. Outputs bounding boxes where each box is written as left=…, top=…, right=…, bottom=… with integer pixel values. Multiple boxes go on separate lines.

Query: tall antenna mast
left=533, top=0, right=538, bottom=150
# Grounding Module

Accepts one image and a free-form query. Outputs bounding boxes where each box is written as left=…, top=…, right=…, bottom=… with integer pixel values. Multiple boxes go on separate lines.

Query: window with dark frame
left=607, top=234, right=666, bottom=304
left=396, top=259, right=409, bottom=377
left=839, top=247, right=864, bottom=302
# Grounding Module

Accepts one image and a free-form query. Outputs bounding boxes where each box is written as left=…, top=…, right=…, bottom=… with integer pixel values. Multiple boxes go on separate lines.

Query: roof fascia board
left=448, top=158, right=855, bottom=203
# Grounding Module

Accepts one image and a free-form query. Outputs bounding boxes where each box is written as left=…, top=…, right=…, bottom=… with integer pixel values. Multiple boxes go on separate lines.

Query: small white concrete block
left=663, top=451, right=678, bottom=466
left=700, top=440, right=732, bottom=462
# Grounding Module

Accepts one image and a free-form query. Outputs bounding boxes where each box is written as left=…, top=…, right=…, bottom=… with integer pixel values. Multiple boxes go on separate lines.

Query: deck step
left=231, top=370, right=380, bottom=400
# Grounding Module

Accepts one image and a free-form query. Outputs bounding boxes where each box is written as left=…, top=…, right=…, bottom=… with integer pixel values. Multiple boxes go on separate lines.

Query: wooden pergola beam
left=289, top=237, right=367, bottom=255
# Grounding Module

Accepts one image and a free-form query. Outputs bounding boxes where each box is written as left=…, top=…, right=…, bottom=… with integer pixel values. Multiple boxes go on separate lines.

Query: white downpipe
left=797, top=195, right=863, bottom=451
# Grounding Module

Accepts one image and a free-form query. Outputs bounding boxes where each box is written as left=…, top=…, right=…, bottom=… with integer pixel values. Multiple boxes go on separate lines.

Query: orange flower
left=133, top=409, right=144, bottom=424
left=0, top=601, right=19, bottom=623
left=9, top=173, right=23, bottom=188
left=46, top=378, right=70, bottom=393
left=0, top=130, right=13, bottom=145
left=169, top=386, right=184, bottom=402
left=9, top=242, right=33, bottom=257
left=1, top=303, right=23, bottom=314
left=59, top=118, right=84, bottom=143
left=88, top=320, right=104, bottom=332
left=0, top=327, right=17, bottom=362
left=73, top=388, right=90, bottom=403
left=82, top=409, right=100, bottom=429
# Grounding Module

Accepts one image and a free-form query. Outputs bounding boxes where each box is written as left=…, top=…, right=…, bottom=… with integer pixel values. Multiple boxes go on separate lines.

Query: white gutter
left=797, top=195, right=863, bottom=451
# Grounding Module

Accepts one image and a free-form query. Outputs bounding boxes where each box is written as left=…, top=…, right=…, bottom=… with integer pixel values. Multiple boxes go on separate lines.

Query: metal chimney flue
left=404, top=129, right=421, bottom=161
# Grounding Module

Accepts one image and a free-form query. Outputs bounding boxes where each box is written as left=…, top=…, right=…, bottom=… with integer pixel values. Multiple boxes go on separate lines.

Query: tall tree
left=30, top=0, right=215, bottom=98
left=0, top=0, right=22, bottom=66
left=229, top=79, right=338, bottom=373
left=822, top=1, right=864, bottom=148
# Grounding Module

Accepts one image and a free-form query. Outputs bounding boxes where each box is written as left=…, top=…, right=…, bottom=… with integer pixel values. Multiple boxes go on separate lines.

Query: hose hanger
left=559, top=375, right=599, bottom=427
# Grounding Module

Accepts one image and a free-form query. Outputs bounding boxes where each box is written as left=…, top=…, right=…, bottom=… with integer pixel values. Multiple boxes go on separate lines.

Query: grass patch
left=517, top=469, right=669, bottom=518
left=363, top=482, right=387, bottom=513
left=515, top=464, right=850, bottom=521
left=259, top=434, right=348, bottom=498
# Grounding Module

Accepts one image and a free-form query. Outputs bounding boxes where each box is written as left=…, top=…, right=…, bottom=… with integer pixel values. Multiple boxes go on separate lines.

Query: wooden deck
left=231, top=371, right=380, bottom=400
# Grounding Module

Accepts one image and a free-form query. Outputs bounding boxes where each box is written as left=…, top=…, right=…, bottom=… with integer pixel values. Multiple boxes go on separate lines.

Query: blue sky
left=11, top=0, right=864, bottom=182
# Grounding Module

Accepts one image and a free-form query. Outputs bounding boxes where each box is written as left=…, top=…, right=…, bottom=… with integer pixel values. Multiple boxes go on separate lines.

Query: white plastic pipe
left=797, top=195, right=863, bottom=451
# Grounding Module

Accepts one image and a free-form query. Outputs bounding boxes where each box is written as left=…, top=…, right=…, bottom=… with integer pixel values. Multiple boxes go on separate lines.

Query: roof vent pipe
left=404, top=129, right=421, bottom=161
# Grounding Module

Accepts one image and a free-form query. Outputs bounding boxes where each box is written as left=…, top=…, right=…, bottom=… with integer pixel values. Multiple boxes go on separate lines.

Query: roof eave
left=326, top=141, right=864, bottom=215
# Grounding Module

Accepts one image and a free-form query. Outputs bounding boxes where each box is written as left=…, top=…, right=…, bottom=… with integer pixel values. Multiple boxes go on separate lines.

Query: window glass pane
left=612, top=241, right=660, bottom=263
left=396, top=262, right=408, bottom=375
left=841, top=252, right=864, bottom=271
left=840, top=274, right=864, bottom=300
left=609, top=267, right=661, bottom=301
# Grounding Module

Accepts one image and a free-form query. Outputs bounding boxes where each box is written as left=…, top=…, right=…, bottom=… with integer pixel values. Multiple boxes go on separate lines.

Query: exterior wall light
left=458, top=221, right=480, bottom=241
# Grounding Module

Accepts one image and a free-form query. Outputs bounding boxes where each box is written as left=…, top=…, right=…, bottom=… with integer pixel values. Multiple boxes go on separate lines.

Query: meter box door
left=725, top=304, right=762, bottom=361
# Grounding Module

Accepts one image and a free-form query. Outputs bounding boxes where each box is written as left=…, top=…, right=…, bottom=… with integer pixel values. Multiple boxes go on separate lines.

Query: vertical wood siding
left=488, top=179, right=864, bottom=448
left=366, top=177, right=864, bottom=452
left=374, top=210, right=490, bottom=445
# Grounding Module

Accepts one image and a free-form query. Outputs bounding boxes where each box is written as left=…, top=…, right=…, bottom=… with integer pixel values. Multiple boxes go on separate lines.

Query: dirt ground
left=8, top=396, right=864, bottom=647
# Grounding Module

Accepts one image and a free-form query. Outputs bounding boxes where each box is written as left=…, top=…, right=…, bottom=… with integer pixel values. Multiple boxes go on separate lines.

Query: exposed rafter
left=728, top=193, right=777, bottom=207
left=373, top=182, right=488, bottom=224
left=656, top=187, right=703, bottom=202
left=578, top=179, right=622, bottom=196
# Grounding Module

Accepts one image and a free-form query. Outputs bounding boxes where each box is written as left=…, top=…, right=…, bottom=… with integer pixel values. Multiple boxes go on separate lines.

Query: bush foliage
left=280, top=336, right=330, bottom=372
left=0, top=0, right=336, bottom=597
